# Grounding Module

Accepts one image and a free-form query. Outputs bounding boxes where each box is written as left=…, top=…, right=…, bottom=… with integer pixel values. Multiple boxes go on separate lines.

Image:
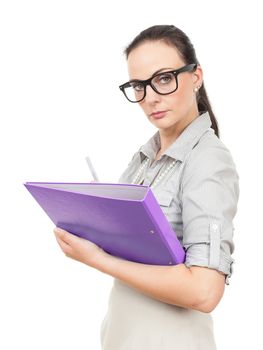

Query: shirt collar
left=139, top=111, right=213, bottom=162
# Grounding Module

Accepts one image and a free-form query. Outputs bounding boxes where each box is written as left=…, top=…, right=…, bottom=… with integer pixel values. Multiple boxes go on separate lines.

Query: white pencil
left=85, top=156, right=100, bottom=182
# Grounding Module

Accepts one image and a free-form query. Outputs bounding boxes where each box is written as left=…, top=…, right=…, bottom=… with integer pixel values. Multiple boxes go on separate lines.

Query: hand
left=53, top=227, right=105, bottom=268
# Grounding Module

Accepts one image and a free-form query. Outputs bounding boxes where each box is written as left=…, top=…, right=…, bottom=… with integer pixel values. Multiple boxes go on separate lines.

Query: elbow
left=187, top=266, right=226, bottom=313
left=195, top=289, right=224, bottom=313
left=197, top=299, right=218, bottom=313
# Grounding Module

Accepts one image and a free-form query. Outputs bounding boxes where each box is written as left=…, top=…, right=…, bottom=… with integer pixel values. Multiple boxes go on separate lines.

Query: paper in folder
left=24, top=182, right=185, bottom=265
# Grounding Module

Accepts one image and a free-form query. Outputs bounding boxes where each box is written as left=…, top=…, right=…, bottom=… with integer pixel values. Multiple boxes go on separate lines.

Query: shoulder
left=191, top=129, right=235, bottom=163
left=182, top=130, right=239, bottom=187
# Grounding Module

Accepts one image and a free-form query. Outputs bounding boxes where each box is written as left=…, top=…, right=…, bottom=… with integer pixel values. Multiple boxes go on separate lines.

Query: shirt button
left=212, top=223, right=218, bottom=231
left=143, top=179, right=151, bottom=186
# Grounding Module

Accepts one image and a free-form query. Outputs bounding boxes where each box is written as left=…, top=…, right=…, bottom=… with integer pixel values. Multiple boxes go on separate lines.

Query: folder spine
left=142, top=189, right=185, bottom=265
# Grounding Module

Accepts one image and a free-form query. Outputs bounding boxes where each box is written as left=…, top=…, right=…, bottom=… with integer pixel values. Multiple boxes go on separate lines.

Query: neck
left=157, top=110, right=200, bottom=156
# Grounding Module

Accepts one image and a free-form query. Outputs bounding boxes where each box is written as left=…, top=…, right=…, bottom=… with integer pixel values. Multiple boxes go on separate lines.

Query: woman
left=54, top=25, right=239, bottom=349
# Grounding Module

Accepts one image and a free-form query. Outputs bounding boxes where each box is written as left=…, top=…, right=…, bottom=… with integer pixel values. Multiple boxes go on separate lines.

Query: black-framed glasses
left=119, top=63, right=197, bottom=103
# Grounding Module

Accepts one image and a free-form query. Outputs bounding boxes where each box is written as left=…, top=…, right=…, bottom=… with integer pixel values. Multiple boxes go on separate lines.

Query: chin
left=152, top=118, right=179, bottom=129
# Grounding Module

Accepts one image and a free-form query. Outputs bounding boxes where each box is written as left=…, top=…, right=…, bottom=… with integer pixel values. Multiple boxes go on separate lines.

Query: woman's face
left=127, top=41, right=203, bottom=132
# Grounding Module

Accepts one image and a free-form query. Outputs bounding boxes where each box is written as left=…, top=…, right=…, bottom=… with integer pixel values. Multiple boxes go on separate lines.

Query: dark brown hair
left=124, top=25, right=219, bottom=137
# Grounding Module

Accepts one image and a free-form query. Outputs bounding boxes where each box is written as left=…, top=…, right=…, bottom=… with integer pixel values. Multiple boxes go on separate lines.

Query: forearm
left=53, top=228, right=223, bottom=312
left=94, top=251, right=208, bottom=312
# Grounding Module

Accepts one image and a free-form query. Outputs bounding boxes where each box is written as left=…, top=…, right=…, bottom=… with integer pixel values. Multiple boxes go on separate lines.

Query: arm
left=54, top=227, right=225, bottom=313
left=95, top=250, right=225, bottom=313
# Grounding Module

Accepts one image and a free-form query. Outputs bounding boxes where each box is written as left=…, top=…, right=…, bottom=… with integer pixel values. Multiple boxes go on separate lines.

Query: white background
left=0, top=0, right=262, bottom=349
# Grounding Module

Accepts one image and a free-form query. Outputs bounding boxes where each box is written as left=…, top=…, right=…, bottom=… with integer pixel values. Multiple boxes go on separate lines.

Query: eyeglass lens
left=125, top=72, right=177, bottom=102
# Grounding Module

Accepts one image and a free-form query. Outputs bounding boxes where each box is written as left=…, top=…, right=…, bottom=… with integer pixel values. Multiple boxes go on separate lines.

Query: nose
left=144, top=84, right=161, bottom=104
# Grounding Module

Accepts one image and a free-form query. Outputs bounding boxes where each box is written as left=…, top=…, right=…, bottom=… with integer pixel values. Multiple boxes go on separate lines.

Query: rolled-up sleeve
left=181, top=143, right=239, bottom=285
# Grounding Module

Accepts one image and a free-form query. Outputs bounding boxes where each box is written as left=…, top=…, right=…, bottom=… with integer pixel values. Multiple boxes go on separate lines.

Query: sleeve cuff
left=184, top=243, right=235, bottom=285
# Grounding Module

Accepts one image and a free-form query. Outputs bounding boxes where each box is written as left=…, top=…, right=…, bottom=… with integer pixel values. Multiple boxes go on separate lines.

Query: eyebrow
left=129, top=67, right=174, bottom=82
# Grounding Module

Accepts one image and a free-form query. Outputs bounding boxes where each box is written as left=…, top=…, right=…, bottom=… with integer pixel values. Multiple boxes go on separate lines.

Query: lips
left=150, top=110, right=168, bottom=119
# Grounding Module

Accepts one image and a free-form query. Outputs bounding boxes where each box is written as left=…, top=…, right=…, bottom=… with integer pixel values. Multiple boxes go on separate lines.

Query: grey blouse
left=100, top=111, right=239, bottom=350
left=118, top=111, right=239, bottom=284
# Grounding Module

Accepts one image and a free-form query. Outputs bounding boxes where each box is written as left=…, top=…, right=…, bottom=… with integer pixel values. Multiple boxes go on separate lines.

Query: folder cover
left=24, top=182, right=185, bottom=265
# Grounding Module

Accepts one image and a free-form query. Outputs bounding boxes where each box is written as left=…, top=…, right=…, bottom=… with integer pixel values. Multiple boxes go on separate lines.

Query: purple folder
left=24, top=182, right=185, bottom=265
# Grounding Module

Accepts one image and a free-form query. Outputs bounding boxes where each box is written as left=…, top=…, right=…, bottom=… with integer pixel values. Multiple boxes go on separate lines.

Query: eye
left=155, top=73, right=173, bottom=85
left=131, top=82, right=144, bottom=92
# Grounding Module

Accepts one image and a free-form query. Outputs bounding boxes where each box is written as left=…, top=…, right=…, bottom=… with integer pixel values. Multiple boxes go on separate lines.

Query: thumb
left=54, top=227, right=73, bottom=244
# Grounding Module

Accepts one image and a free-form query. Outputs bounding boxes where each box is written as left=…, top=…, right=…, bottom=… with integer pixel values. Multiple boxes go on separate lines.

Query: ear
left=192, top=65, right=203, bottom=86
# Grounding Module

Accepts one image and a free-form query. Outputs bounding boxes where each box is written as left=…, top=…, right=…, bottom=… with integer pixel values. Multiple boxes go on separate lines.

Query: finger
left=57, top=237, right=69, bottom=252
left=54, top=227, right=73, bottom=244
left=54, top=233, right=72, bottom=255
